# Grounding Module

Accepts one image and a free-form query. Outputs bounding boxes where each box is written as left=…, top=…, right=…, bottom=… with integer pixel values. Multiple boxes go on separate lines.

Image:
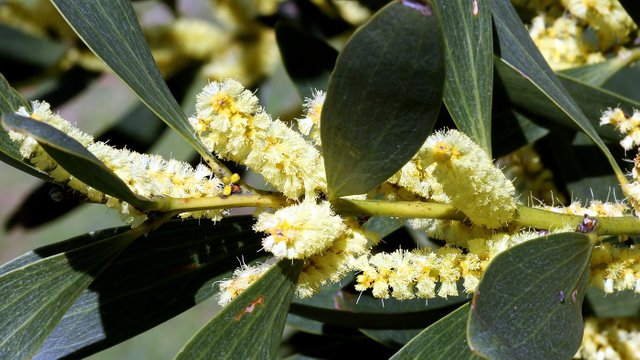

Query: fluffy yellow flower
left=578, top=318, right=640, bottom=360
left=601, top=107, right=640, bottom=151
left=193, top=79, right=326, bottom=199
left=296, top=219, right=377, bottom=298
left=562, top=0, right=636, bottom=50
left=253, top=200, right=347, bottom=259
left=422, top=129, right=517, bottom=228
left=9, top=101, right=226, bottom=225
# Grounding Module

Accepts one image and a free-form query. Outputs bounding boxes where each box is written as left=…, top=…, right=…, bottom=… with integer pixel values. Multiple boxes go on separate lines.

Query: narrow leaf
left=391, top=303, right=479, bottom=360
left=432, top=0, right=493, bottom=155
left=175, top=260, right=303, bottom=360
left=0, top=228, right=140, bottom=359
left=33, top=218, right=263, bottom=359
left=468, top=233, right=592, bottom=360
left=49, top=0, right=214, bottom=165
left=0, top=24, right=69, bottom=67
left=492, top=0, right=627, bottom=186
left=2, top=113, right=155, bottom=209
left=275, top=22, right=338, bottom=100
left=0, top=73, right=52, bottom=180
left=321, top=1, right=444, bottom=198
left=559, top=55, right=635, bottom=87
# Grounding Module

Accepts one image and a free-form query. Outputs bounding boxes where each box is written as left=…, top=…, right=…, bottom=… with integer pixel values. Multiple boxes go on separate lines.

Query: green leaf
left=0, top=24, right=70, bottom=67
left=49, top=0, right=214, bottom=165
left=586, top=287, right=640, bottom=317
left=391, top=303, right=479, bottom=359
left=321, top=1, right=444, bottom=198
left=0, top=227, right=140, bottom=359
left=2, top=113, right=155, bottom=210
left=492, top=0, right=627, bottom=186
left=275, top=22, right=338, bottom=100
left=175, top=260, right=303, bottom=360
left=432, top=0, right=493, bottom=155
left=31, top=217, right=263, bottom=359
left=0, top=73, right=52, bottom=180
left=558, top=55, right=634, bottom=87
left=468, top=233, right=592, bottom=360
left=494, top=60, right=638, bottom=143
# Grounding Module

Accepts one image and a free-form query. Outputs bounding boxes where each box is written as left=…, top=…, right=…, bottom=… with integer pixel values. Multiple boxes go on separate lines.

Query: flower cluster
left=191, top=79, right=326, bottom=199
left=351, top=230, right=546, bottom=300
left=601, top=107, right=640, bottom=151
left=253, top=200, right=346, bottom=259
left=577, top=317, right=640, bottom=359
left=8, top=101, right=226, bottom=225
left=591, top=243, right=640, bottom=293
left=520, top=0, right=636, bottom=70
left=423, top=130, right=517, bottom=228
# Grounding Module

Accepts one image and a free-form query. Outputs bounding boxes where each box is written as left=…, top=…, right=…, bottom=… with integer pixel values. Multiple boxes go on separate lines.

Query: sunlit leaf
left=468, top=233, right=592, bottom=359
left=391, top=303, right=479, bottom=360
left=322, top=1, right=444, bottom=198
left=432, top=0, right=493, bottom=155
left=33, top=218, right=263, bottom=359
left=175, top=260, right=302, bottom=360
left=492, top=0, right=626, bottom=186
left=0, top=227, right=141, bottom=359
left=50, top=0, right=216, bottom=166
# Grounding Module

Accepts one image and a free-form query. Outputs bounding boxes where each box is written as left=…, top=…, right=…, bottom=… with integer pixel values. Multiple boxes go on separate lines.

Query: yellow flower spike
left=9, top=100, right=227, bottom=225
left=423, top=129, right=517, bottom=228
left=578, top=318, right=640, bottom=360
left=253, top=200, right=346, bottom=259
left=230, top=173, right=241, bottom=183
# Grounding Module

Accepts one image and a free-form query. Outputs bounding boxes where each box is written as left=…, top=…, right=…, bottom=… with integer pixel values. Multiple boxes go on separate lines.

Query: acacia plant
left=3, top=0, right=640, bottom=358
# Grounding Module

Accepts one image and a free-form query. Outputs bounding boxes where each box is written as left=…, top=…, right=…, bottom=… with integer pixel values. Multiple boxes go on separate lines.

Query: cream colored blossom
left=297, top=219, right=378, bottom=298
left=217, top=262, right=272, bottom=306
left=193, top=79, right=326, bottom=199
left=577, top=318, right=640, bottom=359
left=601, top=107, right=640, bottom=151
left=422, top=129, right=516, bottom=228
left=254, top=200, right=347, bottom=259
left=561, top=0, right=636, bottom=50
left=8, top=101, right=226, bottom=225
left=528, top=13, right=605, bottom=70
left=591, top=243, right=640, bottom=294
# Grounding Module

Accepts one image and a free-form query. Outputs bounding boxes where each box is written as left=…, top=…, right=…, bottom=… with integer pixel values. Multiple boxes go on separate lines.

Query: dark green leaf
left=275, top=22, right=338, bottom=100
left=290, top=280, right=468, bottom=329
left=32, top=217, right=263, bottom=359
left=494, top=60, right=635, bottom=143
left=559, top=56, right=634, bottom=87
left=2, top=113, right=155, bottom=210
left=175, top=260, right=302, bottom=360
left=321, top=2, right=444, bottom=198
left=0, top=73, right=52, bottom=180
left=0, top=24, right=69, bottom=67
left=50, top=0, right=214, bottom=165
left=492, top=0, right=626, bottom=185
left=391, top=303, right=479, bottom=360
left=0, top=227, right=140, bottom=359
left=432, top=0, right=493, bottom=155
left=468, top=233, right=592, bottom=360
left=586, top=287, right=640, bottom=318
